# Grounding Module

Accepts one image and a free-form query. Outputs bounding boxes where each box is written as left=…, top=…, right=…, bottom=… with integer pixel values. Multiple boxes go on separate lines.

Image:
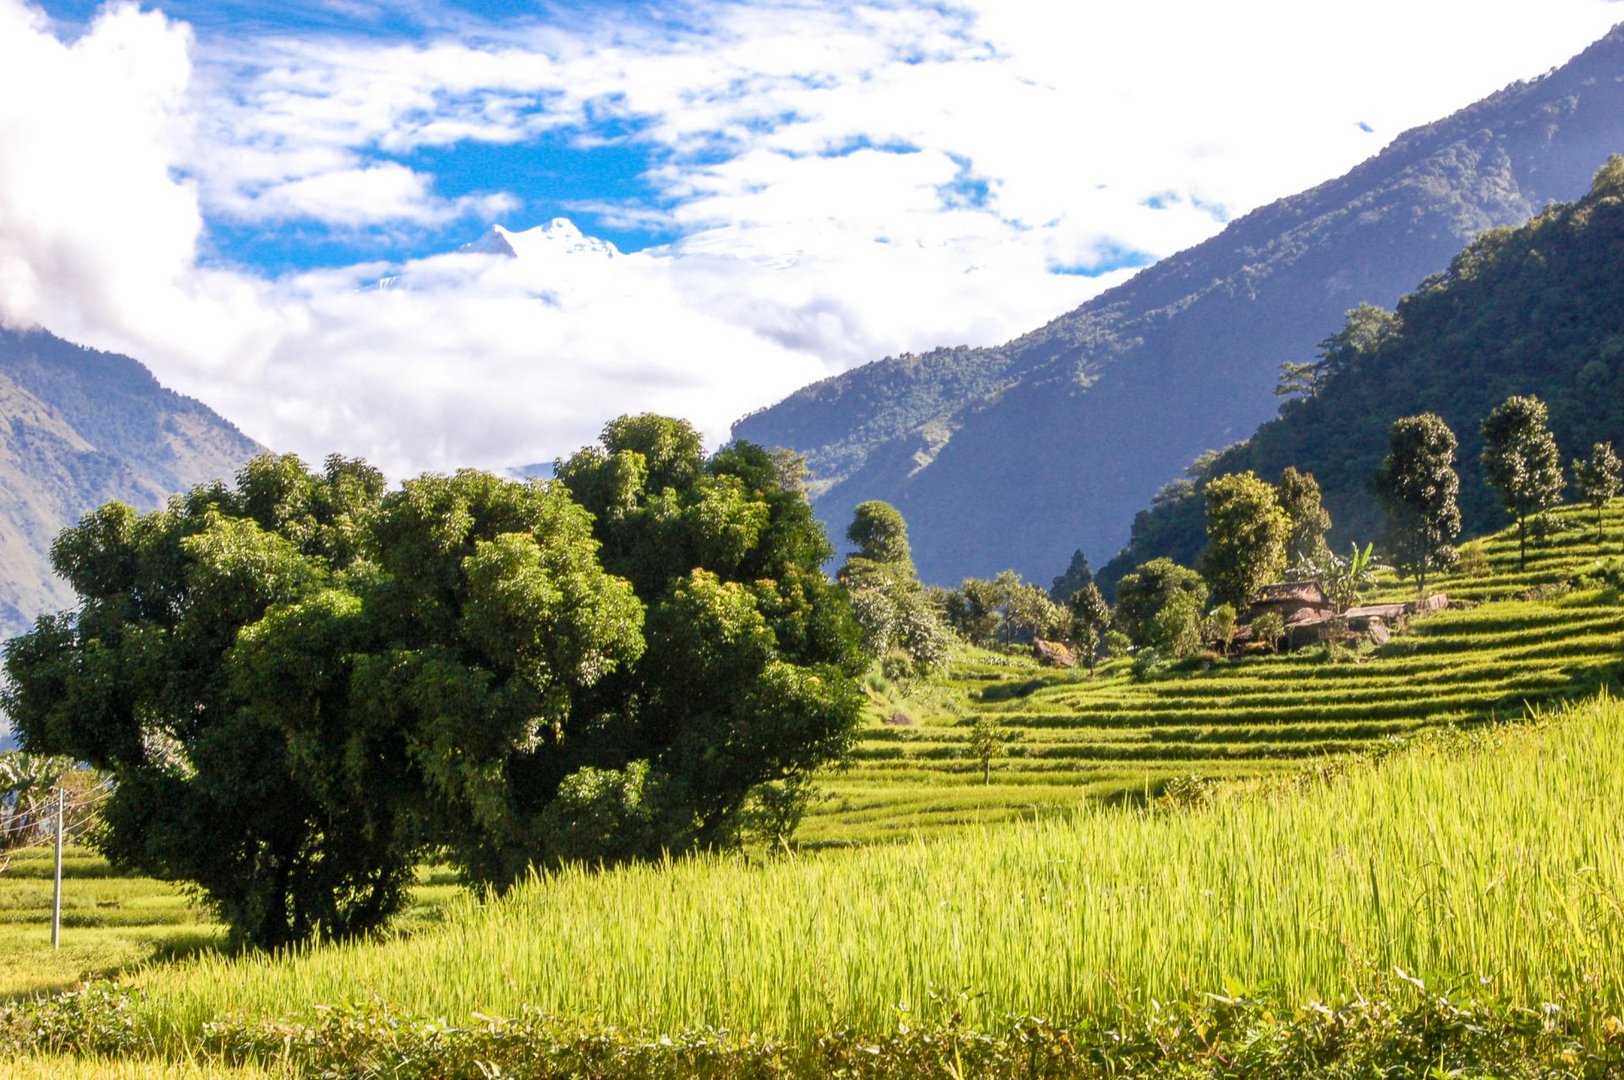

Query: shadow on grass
left=972, top=678, right=1049, bottom=702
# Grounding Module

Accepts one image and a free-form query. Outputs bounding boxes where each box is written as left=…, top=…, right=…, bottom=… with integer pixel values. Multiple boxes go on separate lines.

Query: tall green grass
left=135, top=693, right=1624, bottom=1046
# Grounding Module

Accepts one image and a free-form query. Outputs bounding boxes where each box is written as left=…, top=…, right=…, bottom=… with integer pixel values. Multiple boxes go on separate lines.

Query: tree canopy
left=1277, top=467, right=1332, bottom=569
left=836, top=501, right=949, bottom=675
left=1374, top=413, right=1461, bottom=594
left=1113, top=558, right=1208, bottom=651
left=1201, top=472, right=1290, bottom=610
left=4, top=418, right=866, bottom=947
left=1480, top=395, right=1564, bottom=570
left=1572, top=441, right=1622, bottom=541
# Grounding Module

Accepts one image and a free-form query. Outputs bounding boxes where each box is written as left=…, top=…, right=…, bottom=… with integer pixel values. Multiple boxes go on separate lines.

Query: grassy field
left=0, top=845, right=464, bottom=1005
left=801, top=501, right=1624, bottom=845
left=107, top=691, right=1624, bottom=1055
left=0, top=845, right=221, bottom=1001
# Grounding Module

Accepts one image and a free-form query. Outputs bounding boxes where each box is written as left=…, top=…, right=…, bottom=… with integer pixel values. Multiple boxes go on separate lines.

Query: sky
left=1, top=0, right=1622, bottom=479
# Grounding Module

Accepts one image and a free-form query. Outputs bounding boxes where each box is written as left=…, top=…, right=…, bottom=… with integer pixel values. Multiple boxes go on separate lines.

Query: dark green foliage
left=1113, top=558, right=1208, bottom=650
left=1103, top=158, right=1624, bottom=583
left=1375, top=414, right=1462, bottom=594
left=1481, top=395, right=1565, bottom=570
left=15, top=979, right=1616, bottom=1078
left=1047, top=549, right=1093, bottom=603
left=4, top=462, right=420, bottom=948
left=940, top=571, right=1061, bottom=648
left=4, top=418, right=866, bottom=947
left=555, top=418, right=867, bottom=851
left=1201, top=471, right=1290, bottom=609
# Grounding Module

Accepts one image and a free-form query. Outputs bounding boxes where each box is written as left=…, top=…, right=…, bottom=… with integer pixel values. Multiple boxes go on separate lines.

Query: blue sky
left=3, top=0, right=1623, bottom=476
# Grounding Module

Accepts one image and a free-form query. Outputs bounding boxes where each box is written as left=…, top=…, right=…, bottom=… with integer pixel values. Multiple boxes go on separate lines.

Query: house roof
left=1250, top=580, right=1329, bottom=607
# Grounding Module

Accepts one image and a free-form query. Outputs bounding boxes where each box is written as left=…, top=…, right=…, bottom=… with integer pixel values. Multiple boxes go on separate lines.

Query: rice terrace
left=7, top=8, right=1624, bottom=1077
left=3, top=498, right=1624, bottom=1076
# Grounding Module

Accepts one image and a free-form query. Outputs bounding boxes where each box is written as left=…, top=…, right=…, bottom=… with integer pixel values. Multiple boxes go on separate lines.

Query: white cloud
left=0, top=1, right=202, bottom=338
left=1, top=0, right=1622, bottom=482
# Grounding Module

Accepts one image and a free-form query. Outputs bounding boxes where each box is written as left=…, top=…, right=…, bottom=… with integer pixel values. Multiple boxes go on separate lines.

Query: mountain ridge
left=0, top=325, right=266, bottom=639
left=733, top=22, right=1624, bottom=585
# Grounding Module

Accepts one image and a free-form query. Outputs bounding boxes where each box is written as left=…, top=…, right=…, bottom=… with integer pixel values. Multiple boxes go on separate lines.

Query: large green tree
left=5, top=419, right=866, bottom=947
left=1374, top=414, right=1461, bottom=595
left=2, top=455, right=424, bottom=946
left=554, top=416, right=865, bottom=852
left=1067, top=580, right=1111, bottom=674
left=1480, top=395, right=1565, bottom=570
left=1202, top=472, right=1290, bottom=610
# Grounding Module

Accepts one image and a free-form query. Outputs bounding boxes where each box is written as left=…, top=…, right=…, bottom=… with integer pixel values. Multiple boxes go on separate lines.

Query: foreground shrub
left=6, top=980, right=1624, bottom=1078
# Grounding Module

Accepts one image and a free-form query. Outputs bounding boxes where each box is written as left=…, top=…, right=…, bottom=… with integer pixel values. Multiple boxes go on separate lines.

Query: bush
left=1251, top=611, right=1286, bottom=653
left=1455, top=541, right=1491, bottom=577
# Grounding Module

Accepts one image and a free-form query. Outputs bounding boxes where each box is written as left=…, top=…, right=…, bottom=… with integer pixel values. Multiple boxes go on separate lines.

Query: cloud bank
left=1, top=0, right=1621, bottom=478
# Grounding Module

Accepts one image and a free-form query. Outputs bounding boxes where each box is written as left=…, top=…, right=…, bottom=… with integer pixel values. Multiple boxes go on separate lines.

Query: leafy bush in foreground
left=6, top=979, right=1623, bottom=1078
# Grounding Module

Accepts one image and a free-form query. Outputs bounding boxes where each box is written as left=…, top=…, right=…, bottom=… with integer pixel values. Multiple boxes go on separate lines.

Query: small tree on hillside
left=1067, top=581, right=1111, bottom=674
left=965, top=713, right=1016, bottom=785
left=1146, top=588, right=1206, bottom=659
left=1481, top=395, right=1565, bottom=571
left=1374, top=413, right=1461, bottom=596
left=1314, top=542, right=1381, bottom=614
left=1049, top=549, right=1095, bottom=604
left=1277, top=467, right=1332, bottom=568
left=1251, top=610, right=1286, bottom=655
left=1115, top=558, right=1208, bottom=649
left=839, top=501, right=949, bottom=675
left=1572, top=441, right=1622, bottom=544
left=1202, top=472, right=1290, bottom=610
left=1007, top=582, right=1067, bottom=643
left=1205, top=603, right=1238, bottom=654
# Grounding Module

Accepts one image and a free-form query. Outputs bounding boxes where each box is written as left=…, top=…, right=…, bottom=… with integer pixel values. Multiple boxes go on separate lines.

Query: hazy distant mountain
left=0, top=326, right=265, bottom=639
left=734, top=23, right=1624, bottom=585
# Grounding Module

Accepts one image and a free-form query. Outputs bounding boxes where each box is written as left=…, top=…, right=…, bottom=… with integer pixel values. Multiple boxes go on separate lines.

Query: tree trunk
left=983, top=758, right=990, bottom=785
left=1518, top=513, right=1527, bottom=571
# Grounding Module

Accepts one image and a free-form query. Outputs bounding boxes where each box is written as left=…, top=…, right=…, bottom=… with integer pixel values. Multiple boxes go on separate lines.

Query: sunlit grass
left=127, top=693, right=1624, bottom=1047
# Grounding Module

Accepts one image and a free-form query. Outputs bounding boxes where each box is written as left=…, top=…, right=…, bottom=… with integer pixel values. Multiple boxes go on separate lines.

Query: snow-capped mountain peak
left=462, top=219, right=621, bottom=262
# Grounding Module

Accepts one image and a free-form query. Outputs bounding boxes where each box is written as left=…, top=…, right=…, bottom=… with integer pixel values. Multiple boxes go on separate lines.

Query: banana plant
left=0, top=751, right=71, bottom=853
left=1317, top=543, right=1385, bottom=613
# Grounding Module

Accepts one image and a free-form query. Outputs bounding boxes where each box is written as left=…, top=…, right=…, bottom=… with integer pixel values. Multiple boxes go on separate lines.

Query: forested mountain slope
left=733, top=23, right=1624, bottom=585
left=1100, top=156, right=1624, bottom=587
left=0, top=326, right=264, bottom=638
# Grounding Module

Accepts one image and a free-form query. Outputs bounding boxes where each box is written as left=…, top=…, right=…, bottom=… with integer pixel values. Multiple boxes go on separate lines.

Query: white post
left=51, top=785, right=64, bottom=949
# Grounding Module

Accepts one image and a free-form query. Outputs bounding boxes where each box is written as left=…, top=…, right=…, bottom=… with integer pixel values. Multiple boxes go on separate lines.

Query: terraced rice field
left=800, top=502, right=1624, bottom=845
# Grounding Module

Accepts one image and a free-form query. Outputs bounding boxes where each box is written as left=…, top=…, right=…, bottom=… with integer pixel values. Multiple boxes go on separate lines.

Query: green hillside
left=1103, top=156, right=1624, bottom=589
left=801, top=499, right=1624, bottom=846
left=5, top=505, right=1624, bottom=1075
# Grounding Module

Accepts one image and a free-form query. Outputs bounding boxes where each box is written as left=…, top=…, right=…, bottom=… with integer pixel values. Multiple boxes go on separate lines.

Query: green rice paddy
left=801, top=501, right=1624, bottom=845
